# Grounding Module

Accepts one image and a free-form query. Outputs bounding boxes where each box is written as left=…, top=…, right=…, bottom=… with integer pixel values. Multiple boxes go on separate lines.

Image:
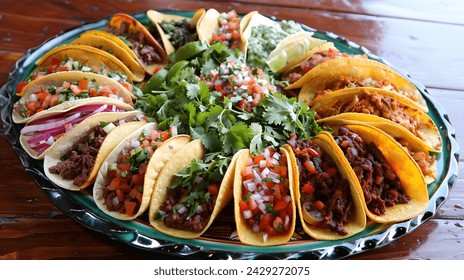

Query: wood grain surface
left=0, top=0, right=462, bottom=260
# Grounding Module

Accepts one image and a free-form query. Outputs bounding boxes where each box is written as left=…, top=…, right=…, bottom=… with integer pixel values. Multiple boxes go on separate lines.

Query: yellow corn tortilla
left=147, top=9, right=205, bottom=55
left=94, top=123, right=191, bottom=220
left=328, top=124, right=429, bottom=223
left=317, top=113, right=438, bottom=184
left=311, top=87, right=442, bottom=152
left=283, top=135, right=366, bottom=240
left=149, top=139, right=240, bottom=239
left=291, top=56, right=428, bottom=112
left=12, top=71, right=134, bottom=124
left=43, top=112, right=147, bottom=190
left=233, top=147, right=296, bottom=246
left=70, top=31, right=145, bottom=82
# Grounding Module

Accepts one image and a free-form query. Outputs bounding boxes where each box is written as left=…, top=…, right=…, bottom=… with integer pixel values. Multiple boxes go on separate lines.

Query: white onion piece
left=45, top=136, right=54, bottom=145
left=242, top=179, right=253, bottom=189
left=112, top=197, right=119, bottom=206
left=130, top=139, right=141, bottom=148
left=260, top=167, right=270, bottom=179
left=272, top=152, right=281, bottom=160
left=264, top=148, right=271, bottom=159
left=170, top=126, right=178, bottom=136
left=177, top=205, right=188, bottom=215
left=103, top=122, right=117, bottom=134
left=258, top=202, right=267, bottom=213
left=196, top=205, right=204, bottom=214
left=158, top=210, right=166, bottom=216
left=284, top=215, right=290, bottom=230
left=252, top=169, right=262, bottom=184
left=246, top=181, right=257, bottom=192
left=262, top=195, right=270, bottom=202
left=262, top=232, right=268, bottom=242
left=243, top=210, right=252, bottom=219
left=252, top=223, right=260, bottom=233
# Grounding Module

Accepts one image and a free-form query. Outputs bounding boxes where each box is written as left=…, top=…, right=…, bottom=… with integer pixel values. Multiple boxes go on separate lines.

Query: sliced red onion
left=92, top=104, right=108, bottom=114
left=21, top=112, right=81, bottom=135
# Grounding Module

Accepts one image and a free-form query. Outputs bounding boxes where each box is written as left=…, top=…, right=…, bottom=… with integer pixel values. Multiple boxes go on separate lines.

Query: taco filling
left=283, top=48, right=367, bottom=84
left=201, top=61, right=276, bottom=112
left=334, top=126, right=410, bottom=216
left=239, top=147, right=292, bottom=241
left=48, top=115, right=144, bottom=186
left=159, top=19, right=197, bottom=49
left=14, top=78, right=130, bottom=119
left=155, top=158, right=224, bottom=232
left=101, top=128, right=172, bottom=216
left=397, top=138, right=436, bottom=181
left=315, top=89, right=426, bottom=141
left=287, top=136, right=352, bottom=235
left=106, top=21, right=163, bottom=65
left=211, top=10, right=242, bottom=50
left=317, top=75, right=418, bottom=103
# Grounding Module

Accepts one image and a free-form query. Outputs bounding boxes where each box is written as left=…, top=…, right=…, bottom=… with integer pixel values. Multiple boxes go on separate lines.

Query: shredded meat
left=334, top=126, right=410, bottom=216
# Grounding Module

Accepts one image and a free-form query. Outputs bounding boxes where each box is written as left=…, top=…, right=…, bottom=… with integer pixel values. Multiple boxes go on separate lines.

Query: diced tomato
left=272, top=185, right=282, bottom=200
left=51, top=57, right=60, bottom=66
left=248, top=197, right=258, bottom=211
left=116, top=189, right=126, bottom=202
left=108, top=177, right=124, bottom=191
left=274, top=200, right=288, bottom=211
left=241, top=165, right=253, bottom=177
left=89, top=87, right=97, bottom=97
left=239, top=200, right=249, bottom=212
left=98, top=88, right=112, bottom=97
left=124, top=201, right=137, bottom=216
left=131, top=173, right=144, bottom=186
left=304, top=160, right=318, bottom=174
left=70, top=84, right=82, bottom=95
left=136, top=193, right=143, bottom=203
left=314, top=200, right=325, bottom=211
left=325, top=167, right=338, bottom=177
left=78, top=79, right=89, bottom=90
left=302, top=182, right=315, bottom=194
left=253, top=154, right=265, bottom=165
left=259, top=213, right=273, bottom=231
left=307, top=147, right=320, bottom=157
left=160, top=131, right=169, bottom=141
left=16, top=81, right=28, bottom=94
left=208, top=184, right=219, bottom=196
left=49, top=94, right=60, bottom=107
left=118, top=163, right=131, bottom=172
left=26, top=100, right=39, bottom=112
left=128, top=187, right=139, bottom=199
left=41, top=94, right=52, bottom=109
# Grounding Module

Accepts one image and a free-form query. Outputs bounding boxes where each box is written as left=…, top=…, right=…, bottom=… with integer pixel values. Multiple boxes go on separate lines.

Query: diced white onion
left=118, top=119, right=126, bottom=125
left=264, top=148, right=271, bottom=158
left=29, top=94, right=38, bottom=102
left=81, top=65, right=91, bottom=72
left=170, top=126, right=178, bottom=136
left=246, top=95, right=253, bottom=102
left=196, top=205, right=204, bottom=214
left=284, top=215, right=290, bottom=230
left=177, top=205, right=188, bottom=215
left=46, top=136, right=54, bottom=145
left=103, top=122, right=117, bottom=134
left=252, top=169, right=262, bottom=183
left=259, top=160, right=266, bottom=168
left=252, top=223, right=260, bottom=233
left=258, top=202, right=267, bottom=213
left=112, top=196, right=119, bottom=206
left=262, top=232, right=268, bottom=242
left=158, top=210, right=166, bottom=216
left=262, top=195, right=270, bottom=202
left=243, top=210, right=253, bottom=219
left=270, top=158, right=279, bottom=166
left=246, top=181, right=257, bottom=192
left=272, top=152, right=281, bottom=160
left=260, top=167, right=270, bottom=179
left=130, top=139, right=140, bottom=148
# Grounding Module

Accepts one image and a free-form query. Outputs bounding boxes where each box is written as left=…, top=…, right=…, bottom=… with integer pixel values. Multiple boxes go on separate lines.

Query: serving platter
left=0, top=10, right=459, bottom=259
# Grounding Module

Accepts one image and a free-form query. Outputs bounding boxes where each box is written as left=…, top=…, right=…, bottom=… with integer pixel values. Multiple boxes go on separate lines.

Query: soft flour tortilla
left=93, top=123, right=191, bottom=220
left=233, top=147, right=296, bottom=246
left=149, top=139, right=240, bottom=239
left=43, top=111, right=146, bottom=191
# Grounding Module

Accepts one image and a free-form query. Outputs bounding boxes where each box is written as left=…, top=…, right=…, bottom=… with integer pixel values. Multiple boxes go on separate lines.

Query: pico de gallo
left=239, top=146, right=293, bottom=242
left=156, top=159, right=222, bottom=233
left=287, top=134, right=353, bottom=235
left=200, top=60, right=276, bottom=112
left=211, top=10, right=242, bottom=50
left=14, top=78, right=131, bottom=119
left=102, top=126, right=174, bottom=216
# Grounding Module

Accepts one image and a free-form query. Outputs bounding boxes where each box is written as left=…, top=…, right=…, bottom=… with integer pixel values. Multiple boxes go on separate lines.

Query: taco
left=104, top=13, right=167, bottom=75
left=327, top=124, right=429, bottom=223
left=16, top=44, right=142, bottom=98
left=146, top=9, right=205, bottom=55
left=12, top=71, right=134, bottom=124
left=19, top=97, right=134, bottom=159
left=233, top=146, right=296, bottom=246
left=197, top=9, right=249, bottom=52
left=149, top=140, right=240, bottom=239
left=290, top=56, right=428, bottom=112
left=317, top=113, right=438, bottom=184
left=44, top=111, right=147, bottom=190
left=284, top=133, right=366, bottom=240
left=311, top=87, right=442, bottom=152
left=266, top=31, right=326, bottom=73
left=70, top=30, right=146, bottom=82
left=94, top=123, right=190, bottom=220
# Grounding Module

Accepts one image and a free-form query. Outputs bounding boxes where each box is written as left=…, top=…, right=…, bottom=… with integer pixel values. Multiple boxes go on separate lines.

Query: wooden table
left=1, top=0, right=463, bottom=260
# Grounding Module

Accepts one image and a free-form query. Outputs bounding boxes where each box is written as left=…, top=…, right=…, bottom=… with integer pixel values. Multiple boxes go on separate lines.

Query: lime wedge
left=302, top=201, right=324, bottom=225
left=174, top=41, right=209, bottom=62
left=267, top=51, right=287, bottom=72
left=142, top=68, right=168, bottom=94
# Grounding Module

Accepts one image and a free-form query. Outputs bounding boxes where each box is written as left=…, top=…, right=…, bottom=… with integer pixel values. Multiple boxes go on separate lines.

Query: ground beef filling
left=335, top=126, right=410, bottom=216
left=108, top=22, right=162, bottom=64
left=288, top=138, right=352, bottom=235
left=159, top=186, right=217, bottom=232
left=48, top=126, right=106, bottom=186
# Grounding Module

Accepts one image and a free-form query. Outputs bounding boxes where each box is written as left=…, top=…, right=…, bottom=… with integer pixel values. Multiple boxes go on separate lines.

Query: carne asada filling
left=106, top=21, right=163, bottom=65
left=317, top=75, right=417, bottom=102
left=48, top=116, right=140, bottom=186
left=287, top=136, right=352, bottom=235
left=335, top=126, right=410, bottom=216
left=160, top=19, right=197, bottom=49
left=48, top=125, right=106, bottom=186
left=156, top=159, right=221, bottom=232
left=316, top=89, right=425, bottom=141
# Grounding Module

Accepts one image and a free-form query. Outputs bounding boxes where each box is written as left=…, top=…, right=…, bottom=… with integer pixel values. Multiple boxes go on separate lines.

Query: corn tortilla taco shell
left=283, top=135, right=366, bottom=240
left=43, top=112, right=147, bottom=190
